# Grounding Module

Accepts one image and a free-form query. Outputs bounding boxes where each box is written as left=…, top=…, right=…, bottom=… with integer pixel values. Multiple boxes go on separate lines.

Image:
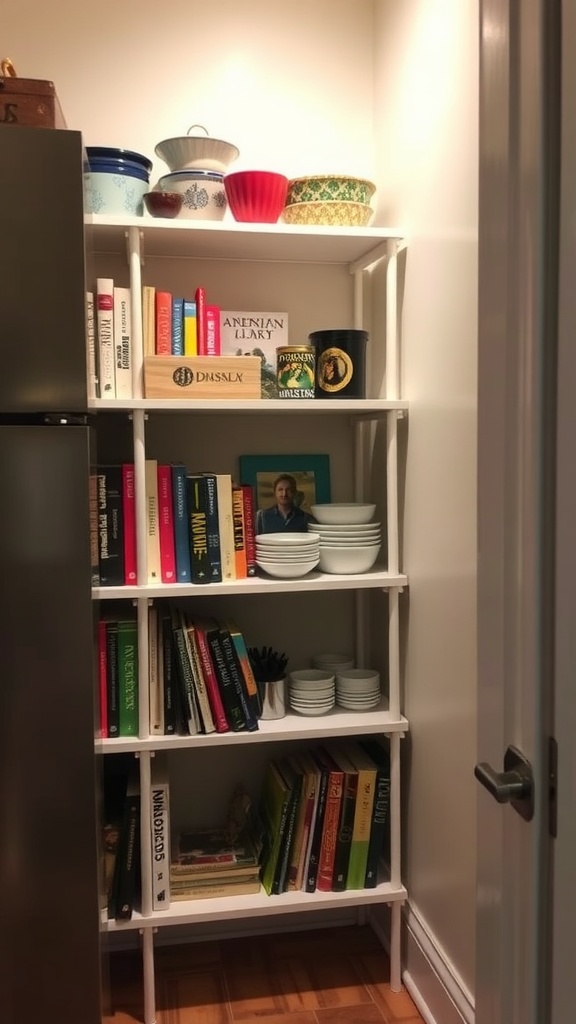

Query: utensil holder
left=259, top=678, right=287, bottom=720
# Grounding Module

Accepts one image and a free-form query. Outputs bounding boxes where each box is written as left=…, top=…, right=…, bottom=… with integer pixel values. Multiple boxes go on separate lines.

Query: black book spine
left=219, top=629, right=258, bottom=731
left=272, top=769, right=302, bottom=895
left=161, top=611, right=177, bottom=735
left=202, top=473, right=222, bottom=582
left=106, top=621, right=119, bottom=738
left=97, top=465, right=124, bottom=586
left=332, top=770, right=357, bottom=891
left=172, top=626, right=198, bottom=734
left=186, top=474, right=211, bottom=584
left=207, top=630, right=246, bottom=732
left=360, top=740, right=391, bottom=887
left=305, top=757, right=329, bottom=893
left=114, top=767, right=141, bottom=921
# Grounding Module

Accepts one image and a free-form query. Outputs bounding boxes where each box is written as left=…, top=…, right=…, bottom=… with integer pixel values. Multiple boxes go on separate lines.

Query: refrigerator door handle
left=474, top=745, right=535, bottom=822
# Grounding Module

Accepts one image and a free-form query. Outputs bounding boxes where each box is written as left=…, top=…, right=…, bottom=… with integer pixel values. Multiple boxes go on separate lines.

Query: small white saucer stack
left=335, top=668, right=381, bottom=710
left=255, top=532, right=320, bottom=579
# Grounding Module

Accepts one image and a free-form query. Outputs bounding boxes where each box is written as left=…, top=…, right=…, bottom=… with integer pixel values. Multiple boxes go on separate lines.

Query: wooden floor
left=103, top=925, right=425, bottom=1024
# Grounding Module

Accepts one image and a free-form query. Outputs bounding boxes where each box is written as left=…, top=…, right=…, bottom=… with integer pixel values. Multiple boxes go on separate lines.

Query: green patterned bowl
left=286, top=175, right=376, bottom=206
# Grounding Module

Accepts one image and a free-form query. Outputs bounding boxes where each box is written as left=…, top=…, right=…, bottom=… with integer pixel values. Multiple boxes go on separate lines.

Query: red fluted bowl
left=224, top=170, right=288, bottom=223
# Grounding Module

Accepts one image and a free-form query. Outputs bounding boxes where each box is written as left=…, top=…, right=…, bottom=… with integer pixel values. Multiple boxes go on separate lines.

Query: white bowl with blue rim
left=84, top=147, right=152, bottom=216
left=158, top=170, right=227, bottom=220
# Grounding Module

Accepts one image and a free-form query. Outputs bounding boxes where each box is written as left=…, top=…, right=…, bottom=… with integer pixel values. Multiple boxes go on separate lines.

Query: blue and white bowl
left=158, top=170, right=227, bottom=220
left=84, top=147, right=152, bottom=216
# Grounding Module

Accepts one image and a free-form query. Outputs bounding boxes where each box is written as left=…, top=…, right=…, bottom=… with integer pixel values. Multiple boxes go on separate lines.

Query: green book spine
left=117, top=618, right=139, bottom=736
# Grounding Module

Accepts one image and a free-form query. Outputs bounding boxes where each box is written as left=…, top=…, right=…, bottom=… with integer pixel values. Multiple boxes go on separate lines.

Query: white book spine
left=151, top=759, right=170, bottom=911
left=86, top=291, right=98, bottom=399
left=113, top=286, right=132, bottom=399
left=215, top=474, right=236, bottom=581
left=96, top=278, right=115, bottom=398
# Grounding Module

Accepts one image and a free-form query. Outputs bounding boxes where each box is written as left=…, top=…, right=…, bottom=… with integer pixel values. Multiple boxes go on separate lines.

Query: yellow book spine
left=184, top=310, right=197, bottom=356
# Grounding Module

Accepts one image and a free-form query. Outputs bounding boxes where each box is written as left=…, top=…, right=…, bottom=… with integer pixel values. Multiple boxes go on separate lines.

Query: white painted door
left=475, top=1, right=558, bottom=1021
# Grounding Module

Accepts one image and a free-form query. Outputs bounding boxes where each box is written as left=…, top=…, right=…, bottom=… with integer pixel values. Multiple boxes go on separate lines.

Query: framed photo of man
left=238, top=454, right=331, bottom=535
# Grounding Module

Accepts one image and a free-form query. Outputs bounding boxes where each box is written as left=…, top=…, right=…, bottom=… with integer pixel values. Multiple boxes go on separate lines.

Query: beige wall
left=375, top=0, right=479, bottom=1002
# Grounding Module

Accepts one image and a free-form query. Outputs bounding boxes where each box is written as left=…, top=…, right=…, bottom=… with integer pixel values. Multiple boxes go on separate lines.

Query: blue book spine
left=171, top=297, right=184, bottom=355
left=171, top=464, right=191, bottom=583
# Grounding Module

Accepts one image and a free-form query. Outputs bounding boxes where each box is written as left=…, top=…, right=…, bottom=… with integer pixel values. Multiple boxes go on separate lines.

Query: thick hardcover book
left=98, top=618, right=108, bottom=738
left=113, top=286, right=132, bottom=398
left=241, top=484, right=257, bottom=576
left=142, top=285, right=156, bottom=357
left=148, top=605, right=163, bottom=736
left=273, top=757, right=303, bottom=894
left=183, top=299, right=197, bottom=356
left=205, top=625, right=246, bottom=732
left=145, top=459, right=161, bottom=584
left=195, top=286, right=207, bottom=355
left=184, top=619, right=216, bottom=734
left=231, top=485, right=247, bottom=579
left=203, top=472, right=222, bottom=581
left=97, top=465, right=124, bottom=587
left=359, top=738, right=391, bottom=887
left=103, top=755, right=131, bottom=917
left=122, top=463, right=137, bottom=585
left=171, top=297, right=184, bottom=355
left=191, top=617, right=229, bottom=733
left=259, top=759, right=293, bottom=896
left=114, top=764, right=141, bottom=920
left=170, top=877, right=261, bottom=900
left=286, top=751, right=320, bottom=891
left=157, top=464, right=177, bottom=584
left=215, top=474, right=235, bottom=581
left=96, top=277, right=115, bottom=398
left=117, top=617, right=139, bottom=737
left=329, top=745, right=359, bottom=891
left=171, top=464, right=192, bottom=583
left=221, top=620, right=260, bottom=725
left=220, top=310, right=288, bottom=398
left=314, top=746, right=344, bottom=892
left=151, top=753, right=170, bottom=911
left=219, top=628, right=258, bottom=731
left=155, top=290, right=172, bottom=355
left=105, top=619, right=120, bottom=738
left=304, top=749, right=330, bottom=892
left=186, top=474, right=211, bottom=584
left=339, top=740, right=377, bottom=890
left=171, top=826, right=259, bottom=875
left=161, top=609, right=178, bottom=735
left=86, top=290, right=98, bottom=399
left=171, top=609, right=200, bottom=735
left=206, top=303, right=221, bottom=356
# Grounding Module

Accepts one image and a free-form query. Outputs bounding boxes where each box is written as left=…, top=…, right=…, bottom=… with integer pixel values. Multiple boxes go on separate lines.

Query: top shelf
left=85, top=215, right=406, bottom=266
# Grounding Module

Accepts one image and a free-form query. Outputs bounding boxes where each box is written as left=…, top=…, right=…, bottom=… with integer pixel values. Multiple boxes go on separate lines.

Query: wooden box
left=144, top=356, right=262, bottom=400
left=0, top=75, right=67, bottom=129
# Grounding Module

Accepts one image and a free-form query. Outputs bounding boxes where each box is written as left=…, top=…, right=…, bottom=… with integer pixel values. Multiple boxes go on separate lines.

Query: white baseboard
left=400, top=903, right=475, bottom=1024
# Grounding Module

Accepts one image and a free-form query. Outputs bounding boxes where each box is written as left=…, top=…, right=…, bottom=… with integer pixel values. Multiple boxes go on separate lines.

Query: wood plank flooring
left=103, top=926, right=425, bottom=1024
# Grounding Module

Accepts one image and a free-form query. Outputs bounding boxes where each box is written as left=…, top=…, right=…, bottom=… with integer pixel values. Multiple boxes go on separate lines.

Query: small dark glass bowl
left=143, top=190, right=183, bottom=219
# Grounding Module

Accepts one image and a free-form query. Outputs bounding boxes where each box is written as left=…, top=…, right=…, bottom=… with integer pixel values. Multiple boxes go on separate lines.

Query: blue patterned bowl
left=157, top=170, right=227, bottom=220
left=84, top=167, right=150, bottom=215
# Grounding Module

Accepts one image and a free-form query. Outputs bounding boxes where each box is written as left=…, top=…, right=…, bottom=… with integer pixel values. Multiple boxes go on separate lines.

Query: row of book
left=86, top=277, right=289, bottom=401
left=98, top=607, right=262, bottom=738
left=103, top=736, right=391, bottom=919
left=258, top=738, right=391, bottom=896
left=93, top=462, right=256, bottom=588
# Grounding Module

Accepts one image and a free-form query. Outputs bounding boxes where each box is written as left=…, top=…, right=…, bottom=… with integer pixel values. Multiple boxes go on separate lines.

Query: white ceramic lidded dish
left=155, top=124, right=240, bottom=174
left=158, top=170, right=227, bottom=220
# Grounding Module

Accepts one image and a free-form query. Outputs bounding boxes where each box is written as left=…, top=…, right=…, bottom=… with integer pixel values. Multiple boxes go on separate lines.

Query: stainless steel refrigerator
left=475, top=2, right=576, bottom=1022
left=0, top=126, right=103, bottom=1023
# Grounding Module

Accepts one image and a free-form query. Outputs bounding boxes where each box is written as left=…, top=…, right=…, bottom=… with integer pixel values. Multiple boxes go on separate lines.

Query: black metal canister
left=310, top=329, right=368, bottom=399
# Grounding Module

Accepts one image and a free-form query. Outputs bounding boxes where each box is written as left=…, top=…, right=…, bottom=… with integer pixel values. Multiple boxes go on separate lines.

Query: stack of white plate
left=288, top=669, right=335, bottom=716
left=335, top=668, right=381, bottom=710
left=255, top=532, right=320, bottom=579
left=310, top=504, right=381, bottom=574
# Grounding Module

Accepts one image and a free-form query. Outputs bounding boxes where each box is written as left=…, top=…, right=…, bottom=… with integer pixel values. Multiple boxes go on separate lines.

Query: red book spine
left=155, top=291, right=172, bottom=354
left=205, top=303, right=220, bottom=355
left=98, top=619, right=108, bottom=738
left=157, top=464, right=176, bottom=583
left=122, top=463, right=137, bottom=584
left=316, top=766, right=344, bottom=891
left=193, top=624, right=230, bottom=733
left=195, top=286, right=207, bottom=355
left=241, top=484, right=256, bottom=576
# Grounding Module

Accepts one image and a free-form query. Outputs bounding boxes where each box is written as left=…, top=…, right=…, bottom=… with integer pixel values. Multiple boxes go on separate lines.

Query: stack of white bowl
left=310, top=503, right=381, bottom=574
left=288, top=669, right=335, bottom=716
left=335, top=668, right=381, bottom=710
left=255, top=532, right=320, bottom=579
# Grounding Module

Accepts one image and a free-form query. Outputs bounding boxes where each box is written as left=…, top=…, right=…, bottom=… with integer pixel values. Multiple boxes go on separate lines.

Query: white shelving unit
left=90, top=214, right=408, bottom=1024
